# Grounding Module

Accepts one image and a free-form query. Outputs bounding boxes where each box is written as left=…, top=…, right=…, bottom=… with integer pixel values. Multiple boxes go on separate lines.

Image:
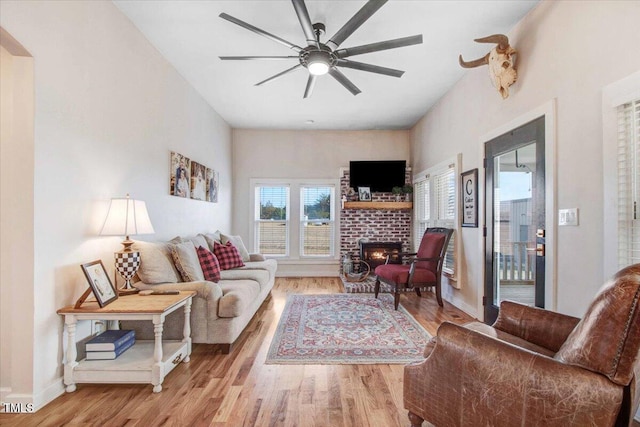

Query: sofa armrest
left=135, top=280, right=223, bottom=304
left=404, top=322, right=622, bottom=426
left=493, top=300, right=580, bottom=352
left=249, top=253, right=266, bottom=262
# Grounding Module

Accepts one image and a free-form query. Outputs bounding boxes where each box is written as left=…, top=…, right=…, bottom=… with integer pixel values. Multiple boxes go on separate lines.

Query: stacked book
left=86, top=329, right=135, bottom=360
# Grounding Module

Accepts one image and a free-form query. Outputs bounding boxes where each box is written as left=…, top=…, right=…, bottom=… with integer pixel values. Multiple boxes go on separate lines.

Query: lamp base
left=114, top=250, right=141, bottom=296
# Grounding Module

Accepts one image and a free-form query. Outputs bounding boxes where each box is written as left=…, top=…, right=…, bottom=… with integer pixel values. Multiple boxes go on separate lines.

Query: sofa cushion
left=196, top=246, right=221, bottom=282
left=202, top=231, right=222, bottom=251
left=239, top=259, right=278, bottom=277
left=171, top=241, right=205, bottom=282
left=184, top=235, right=209, bottom=251
left=132, top=240, right=181, bottom=284
left=221, top=233, right=251, bottom=262
left=218, top=279, right=261, bottom=318
left=220, top=268, right=270, bottom=288
left=213, top=241, right=245, bottom=270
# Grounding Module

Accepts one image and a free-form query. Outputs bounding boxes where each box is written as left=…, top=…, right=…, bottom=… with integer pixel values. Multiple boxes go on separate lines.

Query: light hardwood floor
left=4, top=277, right=635, bottom=427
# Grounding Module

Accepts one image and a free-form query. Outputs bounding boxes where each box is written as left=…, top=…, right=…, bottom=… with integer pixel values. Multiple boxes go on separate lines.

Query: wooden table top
left=57, top=291, right=196, bottom=315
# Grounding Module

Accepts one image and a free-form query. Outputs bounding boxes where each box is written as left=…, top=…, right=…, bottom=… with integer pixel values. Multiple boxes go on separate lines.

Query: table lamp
left=100, top=194, right=154, bottom=294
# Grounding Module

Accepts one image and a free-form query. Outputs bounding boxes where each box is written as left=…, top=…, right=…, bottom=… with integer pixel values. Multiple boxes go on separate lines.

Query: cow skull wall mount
left=459, top=34, right=517, bottom=99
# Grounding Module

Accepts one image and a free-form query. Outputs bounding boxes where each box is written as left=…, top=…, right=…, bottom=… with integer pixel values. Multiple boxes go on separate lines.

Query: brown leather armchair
left=404, top=264, right=640, bottom=427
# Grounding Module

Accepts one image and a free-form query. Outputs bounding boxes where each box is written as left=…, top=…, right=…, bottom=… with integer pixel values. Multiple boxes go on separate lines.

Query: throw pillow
left=132, top=240, right=181, bottom=284
left=213, top=241, right=245, bottom=270
left=184, top=234, right=208, bottom=251
left=170, top=241, right=205, bottom=282
left=220, top=233, right=251, bottom=262
left=202, top=232, right=222, bottom=252
left=196, top=246, right=221, bottom=282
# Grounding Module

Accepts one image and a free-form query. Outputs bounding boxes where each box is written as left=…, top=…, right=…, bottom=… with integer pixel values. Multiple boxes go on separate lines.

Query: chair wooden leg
left=374, top=278, right=380, bottom=298
left=408, top=411, right=424, bottom=427
left=394, top=291, right=401, bottom=310
left=415, top=287, right=421, bottom=297
left=435, top=282, right=443, bottom=307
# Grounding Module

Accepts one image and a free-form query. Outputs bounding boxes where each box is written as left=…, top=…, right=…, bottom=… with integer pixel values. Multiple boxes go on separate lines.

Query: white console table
left=57, top=291, right=195, bottom=393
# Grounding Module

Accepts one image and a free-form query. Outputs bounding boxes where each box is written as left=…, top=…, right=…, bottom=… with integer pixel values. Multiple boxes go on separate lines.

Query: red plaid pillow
left=196, top=246, right=221, bottom=282
left=213, top=241, right=245, bottom=270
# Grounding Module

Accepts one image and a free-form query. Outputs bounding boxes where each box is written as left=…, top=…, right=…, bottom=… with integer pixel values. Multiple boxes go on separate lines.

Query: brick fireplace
left=360, top=241, right=402, bottom=270
left=340, top=168, right=412, bottom=268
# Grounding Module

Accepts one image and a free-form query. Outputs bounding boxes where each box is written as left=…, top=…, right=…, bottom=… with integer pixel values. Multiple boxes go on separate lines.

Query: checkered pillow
left=196, top=246, right=221, bottom=282
left=213, top=241, right=245, bottom=270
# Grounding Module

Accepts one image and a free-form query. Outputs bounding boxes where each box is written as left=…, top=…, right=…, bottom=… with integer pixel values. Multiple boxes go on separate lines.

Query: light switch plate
left=559, top=208, right=579, bottom=226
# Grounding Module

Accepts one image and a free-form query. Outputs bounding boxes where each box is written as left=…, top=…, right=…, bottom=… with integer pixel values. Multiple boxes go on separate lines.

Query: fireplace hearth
left=360, top=241, right=402, bottom=270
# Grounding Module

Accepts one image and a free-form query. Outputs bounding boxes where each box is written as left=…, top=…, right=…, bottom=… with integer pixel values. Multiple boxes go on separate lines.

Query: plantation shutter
left=435, top=165, right=456, bottom=273
left=413, top=178, right=430, bottom=249
left=618, top=99, right=640, bottom=267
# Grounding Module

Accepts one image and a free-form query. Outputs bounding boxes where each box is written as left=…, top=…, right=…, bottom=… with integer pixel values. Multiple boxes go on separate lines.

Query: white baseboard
left=441, top=287, right=478, bottom=319
left=34, top=378, right=64, bottom=411
left=1, top=378, right=64, bottom=413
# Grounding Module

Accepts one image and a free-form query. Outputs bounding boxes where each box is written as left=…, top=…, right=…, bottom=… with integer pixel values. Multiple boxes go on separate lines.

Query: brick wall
left=340, top=169, right=413, bottom=264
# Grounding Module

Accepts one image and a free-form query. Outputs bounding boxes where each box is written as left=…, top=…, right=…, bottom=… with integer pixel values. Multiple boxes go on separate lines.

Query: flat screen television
left=349, top=160, right=406, bottom=193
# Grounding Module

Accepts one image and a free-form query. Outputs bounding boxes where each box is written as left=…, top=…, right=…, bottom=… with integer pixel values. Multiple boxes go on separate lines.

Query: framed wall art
left=358, top=187, right=372, bottom=202
left=80, top=260, right=118, bottom=307
left=461, top=168, right=478, bottom=227
left=170, top=151, right=191, bottom=198
left=190, top=161, right=207, bottom=201
left=207, top=168, right=218, bottom=203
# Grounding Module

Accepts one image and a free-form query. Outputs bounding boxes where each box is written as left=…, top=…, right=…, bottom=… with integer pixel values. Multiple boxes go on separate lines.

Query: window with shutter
left=618, top=99, right=640, bottom=267
left=414, top=158, right=459, bottom=277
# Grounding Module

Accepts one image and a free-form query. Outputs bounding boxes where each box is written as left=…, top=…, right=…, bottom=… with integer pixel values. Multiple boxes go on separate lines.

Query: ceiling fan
left=219, top=0, right=423, bottom=98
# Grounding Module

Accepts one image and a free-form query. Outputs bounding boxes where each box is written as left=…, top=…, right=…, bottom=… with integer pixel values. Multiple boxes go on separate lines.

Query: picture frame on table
left=461, top=168, right=478, bottom=227
left=358, top=187, right=372, bottom=202
left=81, top=260, right=118, bottom=307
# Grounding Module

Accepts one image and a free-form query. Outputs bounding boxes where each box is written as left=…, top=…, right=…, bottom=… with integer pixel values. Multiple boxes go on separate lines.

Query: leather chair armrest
left=404, top=322, right=622, bottom=426
left=493, top=300, right=580, bottom=353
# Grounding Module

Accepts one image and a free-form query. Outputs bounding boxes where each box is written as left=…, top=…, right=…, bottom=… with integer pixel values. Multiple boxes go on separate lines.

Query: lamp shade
left=100, top=195, right=154, bottom=237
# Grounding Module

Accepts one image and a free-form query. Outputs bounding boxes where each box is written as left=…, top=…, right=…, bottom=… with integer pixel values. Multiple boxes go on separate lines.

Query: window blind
left=414, top=162, right=456, bottom=275
left=618, top=99, right=640, bottom=267
left=255, top=186, right=289, bottom=256
left=300, top=186, right=335, bottom=257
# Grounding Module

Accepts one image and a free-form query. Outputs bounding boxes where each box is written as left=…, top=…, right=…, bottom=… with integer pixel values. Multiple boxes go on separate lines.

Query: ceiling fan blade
left=255, top=64, right=303, bottom=86
left=303, top=75, right=317, bottom=98
left=292, top=0, right=317, bottom=47
left=219, top=13, right=302, bottom=52
left=335, top=34, right=423, bottom=58
left=220, top=56, right=299, bottom=60
left=327, top=0, right=388, bottom=50
left=328, top=68, right=361, bottom=96
left=336, top=59, right=404, bottom=78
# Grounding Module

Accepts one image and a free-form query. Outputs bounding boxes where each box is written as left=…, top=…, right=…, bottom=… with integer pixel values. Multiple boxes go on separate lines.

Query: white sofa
left=122, top=232, right=277, bottom=353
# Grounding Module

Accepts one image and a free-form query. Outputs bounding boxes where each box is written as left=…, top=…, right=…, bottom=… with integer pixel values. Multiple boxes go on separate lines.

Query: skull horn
left=473, top=34, right=510, bottom=50
left=458, top=52, right=489, bottom=68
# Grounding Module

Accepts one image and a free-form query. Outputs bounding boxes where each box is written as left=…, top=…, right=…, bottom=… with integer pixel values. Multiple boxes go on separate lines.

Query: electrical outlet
left=558, top=208, right=579, bottom=226
left=91, top=320, right=106, bottom=335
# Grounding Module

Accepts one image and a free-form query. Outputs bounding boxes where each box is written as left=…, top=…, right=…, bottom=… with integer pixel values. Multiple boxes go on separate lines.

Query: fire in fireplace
left=360, top=241, right=402, bottom=270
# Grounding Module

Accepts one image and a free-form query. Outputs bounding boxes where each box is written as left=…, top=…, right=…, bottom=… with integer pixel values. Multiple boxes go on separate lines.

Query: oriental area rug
left=265, top=293, right=430, bottom=365
left=341, top=275, right=389, bottom=293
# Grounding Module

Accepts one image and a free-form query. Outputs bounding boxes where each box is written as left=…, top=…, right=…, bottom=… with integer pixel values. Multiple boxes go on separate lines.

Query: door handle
left=526, top=244, right=545, bottom=256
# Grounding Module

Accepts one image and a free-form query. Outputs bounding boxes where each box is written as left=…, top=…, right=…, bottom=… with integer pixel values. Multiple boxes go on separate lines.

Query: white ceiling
left=114, top=0, right=538, bottom=130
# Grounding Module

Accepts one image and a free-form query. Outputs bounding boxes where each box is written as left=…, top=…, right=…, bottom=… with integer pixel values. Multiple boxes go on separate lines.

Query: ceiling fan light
left=308, top=61, right=329, bottom=76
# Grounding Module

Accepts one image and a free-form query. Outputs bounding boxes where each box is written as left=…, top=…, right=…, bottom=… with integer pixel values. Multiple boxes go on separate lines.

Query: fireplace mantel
left=343, top=201, right=412, bottom=210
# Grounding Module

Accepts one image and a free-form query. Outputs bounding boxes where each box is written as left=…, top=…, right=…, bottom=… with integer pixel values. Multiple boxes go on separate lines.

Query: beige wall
left=232, top=129, right=410, bottom=275
left=0, top=42, right=35, bottom=405
left=411, top=0, right=640, bottom=318
left=0, top=1, right=232, bottom=408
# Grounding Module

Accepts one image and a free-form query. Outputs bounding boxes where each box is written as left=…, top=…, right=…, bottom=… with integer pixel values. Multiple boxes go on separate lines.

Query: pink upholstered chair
left=374, top=228, right=453, bottom=309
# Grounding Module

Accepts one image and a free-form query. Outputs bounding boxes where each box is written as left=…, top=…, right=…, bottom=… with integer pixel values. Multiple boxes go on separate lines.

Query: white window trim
left=413, top=154, right=461, bottom=287
left=603, top=71, right=640, bottom=279
left=249, top=178, right=340, bottom=261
